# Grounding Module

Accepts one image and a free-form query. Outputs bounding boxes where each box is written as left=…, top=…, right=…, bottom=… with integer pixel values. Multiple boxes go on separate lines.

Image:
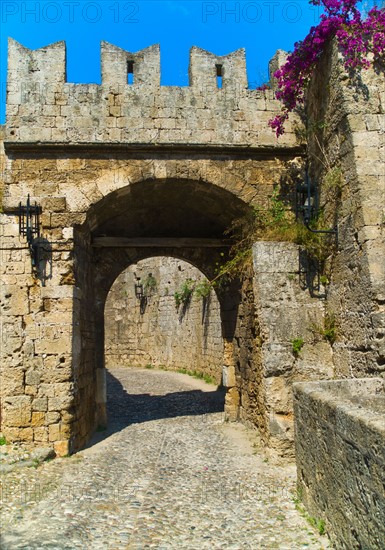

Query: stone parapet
left=294, top=378, right=385, bottom=549
left=5, top=39, right=298, bottom=148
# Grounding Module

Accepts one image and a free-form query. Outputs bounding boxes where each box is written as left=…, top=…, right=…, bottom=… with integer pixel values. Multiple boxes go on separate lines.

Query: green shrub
left=143, top=273, right=157, bottom=295
left=293, top=488, right=326, bottom=536
left=213, top=186, right=333, bottom=286
left=311, top=314, right=337, bottom=344
left=176, top=368, right=215, bottom=385
left=291, top=337, right=304, bottom=355
left=194, top=280, right=211, bottom=299
left=323, top=314, right=336, bottom=344
left=174, top=279, right=195, bottom=308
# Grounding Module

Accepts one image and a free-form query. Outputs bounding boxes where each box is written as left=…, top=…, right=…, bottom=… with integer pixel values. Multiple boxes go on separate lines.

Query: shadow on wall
left=86, top=370, right=226, bottom=447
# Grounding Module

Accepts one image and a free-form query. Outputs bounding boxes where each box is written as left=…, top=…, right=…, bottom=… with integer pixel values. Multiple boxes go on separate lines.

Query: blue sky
left=0, top=0, right=335, bottom=123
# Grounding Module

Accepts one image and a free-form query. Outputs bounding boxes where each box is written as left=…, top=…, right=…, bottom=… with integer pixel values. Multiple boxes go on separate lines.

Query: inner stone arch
left=104, top=256, right=224, bottom=383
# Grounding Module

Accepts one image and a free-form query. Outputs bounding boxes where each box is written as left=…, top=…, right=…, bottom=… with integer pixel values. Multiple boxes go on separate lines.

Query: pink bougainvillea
left=269, top=0, right=385, bottom=136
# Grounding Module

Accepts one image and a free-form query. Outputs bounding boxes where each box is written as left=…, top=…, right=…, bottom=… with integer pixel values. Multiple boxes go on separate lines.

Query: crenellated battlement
left=5, top=39, right=298, bottom=147
left=101, top=42, right=160, bottom=87
left=7, top=39, right=67, bottom=86
left=7, top=39, right=256, bottom=90
left=188, top=46, right=247, bottom=90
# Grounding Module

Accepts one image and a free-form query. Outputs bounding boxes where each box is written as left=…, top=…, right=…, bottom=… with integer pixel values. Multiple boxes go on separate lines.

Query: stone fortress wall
left=293, top=42, right=385, bottom=547
left=0, top=126, right=4, bottom=216
left=307, top=41, right=385, bottom=377
left=0, top=37, right=383, bottom=469
left=0, top=39, right=304, bottom=455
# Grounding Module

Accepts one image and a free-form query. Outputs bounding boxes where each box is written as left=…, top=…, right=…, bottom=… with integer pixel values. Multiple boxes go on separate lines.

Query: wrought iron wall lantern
left=296, top=170, right=338, bottom=242
left=134, top=273, right=157, bottom=300
left=19, top=195, right=42, bottom=267
left=134, top=277, right=144, bottom=299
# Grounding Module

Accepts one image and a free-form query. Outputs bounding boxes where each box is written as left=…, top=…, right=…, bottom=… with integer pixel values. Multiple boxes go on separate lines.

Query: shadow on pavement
left=85, top=369, right=226, bottom=448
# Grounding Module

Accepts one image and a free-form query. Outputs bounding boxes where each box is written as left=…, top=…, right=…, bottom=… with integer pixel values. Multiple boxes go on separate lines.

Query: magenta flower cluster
left=269, top=0, right=385, bottom=136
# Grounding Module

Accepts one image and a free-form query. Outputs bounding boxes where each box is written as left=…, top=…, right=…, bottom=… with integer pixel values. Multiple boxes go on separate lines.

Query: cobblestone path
left=1, top=368, right=330, bottom=549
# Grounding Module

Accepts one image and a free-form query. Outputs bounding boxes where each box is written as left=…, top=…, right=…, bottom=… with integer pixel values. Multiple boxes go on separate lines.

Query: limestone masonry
left=0, top=37, right=384, bottom=545
left=0, top=39, right=304, bottom=454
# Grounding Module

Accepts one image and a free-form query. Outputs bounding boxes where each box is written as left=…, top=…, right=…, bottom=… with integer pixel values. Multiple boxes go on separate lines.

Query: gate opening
left=104, top=256, right=224, bottom=384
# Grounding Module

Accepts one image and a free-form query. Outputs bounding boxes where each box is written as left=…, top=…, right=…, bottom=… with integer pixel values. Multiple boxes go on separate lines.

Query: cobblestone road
left=1, top=368, right=331, bottom=549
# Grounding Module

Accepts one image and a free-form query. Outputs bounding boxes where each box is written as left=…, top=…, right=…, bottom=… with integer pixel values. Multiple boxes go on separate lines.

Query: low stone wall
left=293, top=378, right=385, bottom=549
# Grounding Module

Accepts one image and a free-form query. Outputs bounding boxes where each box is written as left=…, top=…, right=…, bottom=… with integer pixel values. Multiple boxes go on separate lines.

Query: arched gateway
left=74, top=177, right=254, bottom=448
left=1, top=39, right=330, bottom=456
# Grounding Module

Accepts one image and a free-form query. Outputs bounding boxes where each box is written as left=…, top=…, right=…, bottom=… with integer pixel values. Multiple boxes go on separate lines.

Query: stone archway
left=69, top=178, right=256, bottom=451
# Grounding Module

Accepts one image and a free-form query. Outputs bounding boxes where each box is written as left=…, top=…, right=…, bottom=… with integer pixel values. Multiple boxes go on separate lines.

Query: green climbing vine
left=210, top=187, right=333, bottom=287
left=174, top=278, right=213, bottom=308
left=174, top=278, right=195, bottom=308
left=143, top=273, right=157, bottom=295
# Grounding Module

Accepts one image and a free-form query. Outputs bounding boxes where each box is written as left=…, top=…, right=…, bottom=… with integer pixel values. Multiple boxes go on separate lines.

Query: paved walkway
left=1, top=368, right=330, bottom=549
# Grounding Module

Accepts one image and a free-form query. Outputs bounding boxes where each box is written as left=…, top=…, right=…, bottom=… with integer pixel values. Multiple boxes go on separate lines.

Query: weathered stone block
left=31, top=411, right=45, bottom=427
left=25, top=369, right=41, bottom=386
left=33, top=427, right=49, bottom=442
left=25, top=385, right=38, bottom=396
left=41, top=196, right=66, bottom=212
left=261, top=344, right=294, bottom=376
left=252, top=242, right=299, bottom=273
left=0, top=367, right=25, bottom=395
left=35, top=335, right=72, bottom=355
left=48, top=423, right=61, bottom=441
left=54, top=440, right=70, bottom=457
left=1, top=222, right=20, bottom=237
left=4, top=395, right=32, bottom=426
left=0, top=286, right=29, bottom=315
left=264, top=377, right=292, bottom=414
left=41, top=365, right=72, bottom=384
left=32, top=397, right=48, bottom=412
left=38, top=383, right=56, bottom=398
left=295, top=342, right=334, bottom=379
left=4, top=427, right=34, bottom=441
left=48, top=396, right=73, bottom=411
left=45, top=411, right=61, bottom=424
left=226, top=386, right=240, bottom=408
left=222, top=365, right=236, bottom=387
left=269, top=409, right=294, bottom=437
